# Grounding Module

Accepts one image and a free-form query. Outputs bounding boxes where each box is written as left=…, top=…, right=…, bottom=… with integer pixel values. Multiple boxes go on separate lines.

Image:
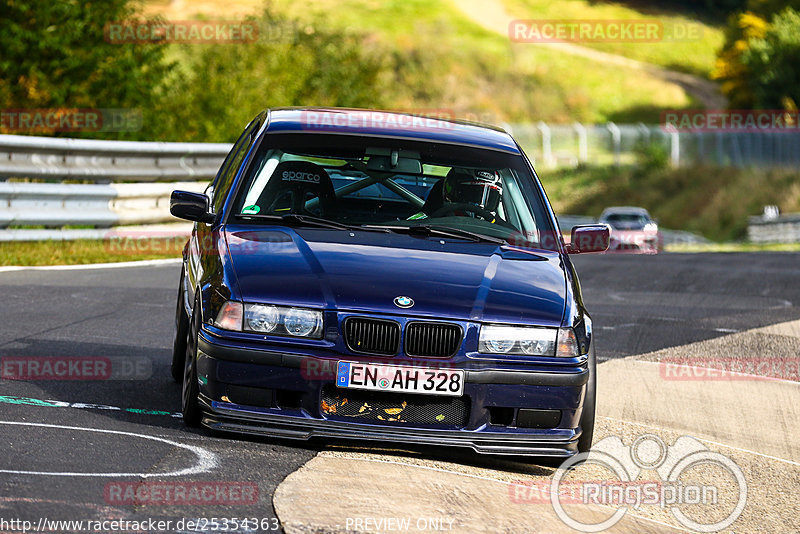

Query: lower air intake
left=321, top=386, right=469, bottom=427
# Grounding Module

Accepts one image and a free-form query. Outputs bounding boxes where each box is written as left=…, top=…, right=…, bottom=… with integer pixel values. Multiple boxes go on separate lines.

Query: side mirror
left=170, top=190, right=215, bottom=223
left=567, top=224, right=610, bottom=254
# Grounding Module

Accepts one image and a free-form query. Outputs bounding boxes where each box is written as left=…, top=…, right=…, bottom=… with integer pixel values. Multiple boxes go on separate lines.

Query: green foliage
left=713, top=1, right=800, bottom=109
left=148, top=10, right=390, bottom=141
left=741, top=8, right=800, bottom=110
left=2, top=0, right=731, bottom=141
left=0, top=0, right=173, bottom=138
left=634, top=141, right=670, bottom=172
left=590, top=0, right=748, bottom=19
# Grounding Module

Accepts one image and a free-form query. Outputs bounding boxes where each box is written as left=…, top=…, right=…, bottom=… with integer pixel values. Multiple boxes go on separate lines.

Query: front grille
left=344, top=317, right=400, bottom=356
left=405, top=322, right=462, bottom=357
left=321, top=386, right=469, bottom=427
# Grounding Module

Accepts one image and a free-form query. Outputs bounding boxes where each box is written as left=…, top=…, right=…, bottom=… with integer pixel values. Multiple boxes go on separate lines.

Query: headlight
left=284, top=308, right=322, bottom=337
left=479, top=325, right=581, bottom=357
left=245, top=304, right=279, bottom=333
left=479, top=325, right=556, bottom=356
left=216, top=301, right=323, bottom=339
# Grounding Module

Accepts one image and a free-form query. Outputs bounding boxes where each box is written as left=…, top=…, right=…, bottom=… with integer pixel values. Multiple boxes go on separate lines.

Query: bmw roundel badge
left=394, top=296, right=414, bottom=308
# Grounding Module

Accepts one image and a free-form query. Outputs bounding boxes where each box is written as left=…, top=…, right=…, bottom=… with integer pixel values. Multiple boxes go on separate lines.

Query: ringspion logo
left=544, top=434, right=747, bottom=532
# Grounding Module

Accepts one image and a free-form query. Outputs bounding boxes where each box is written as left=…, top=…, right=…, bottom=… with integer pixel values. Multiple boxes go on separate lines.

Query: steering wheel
left=430, top=202, right=496, bottom=222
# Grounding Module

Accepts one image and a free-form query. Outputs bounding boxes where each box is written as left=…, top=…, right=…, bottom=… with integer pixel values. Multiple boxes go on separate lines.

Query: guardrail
left=0, top=133, right=708, bottom=245
left=510, top=123, right=800, bottom=170
left=0, top=133, right=227, bottom=240
left=0, top=134, right=230, bottom=182
left=0, top=181, right=207, bottom=231
left=748, top=214, right=800, bottom=243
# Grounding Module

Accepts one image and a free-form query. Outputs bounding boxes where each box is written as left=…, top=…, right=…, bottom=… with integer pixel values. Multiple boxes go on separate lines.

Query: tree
left=713, top=0, right=800, bottom=109
left=741, top=7, right=800, bottom=110
left=152, top=9, right=390, bottom=141
left=0, top=0, right=172, bottom=138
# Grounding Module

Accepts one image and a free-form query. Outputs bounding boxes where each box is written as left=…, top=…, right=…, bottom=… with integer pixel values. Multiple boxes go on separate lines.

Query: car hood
left=224, top=226, right=567, bottom=326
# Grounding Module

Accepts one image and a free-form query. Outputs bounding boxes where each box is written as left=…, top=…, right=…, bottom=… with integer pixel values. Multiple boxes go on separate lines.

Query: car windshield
left=603, top=213, right=652, bottom=229
left=230, top=133, right=557, bottom=249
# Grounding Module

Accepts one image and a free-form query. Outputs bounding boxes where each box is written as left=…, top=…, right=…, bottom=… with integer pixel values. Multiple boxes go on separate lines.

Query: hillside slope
left=457, top=0, right=726, bottom=108
left=143, top=0, right=723, bottom=123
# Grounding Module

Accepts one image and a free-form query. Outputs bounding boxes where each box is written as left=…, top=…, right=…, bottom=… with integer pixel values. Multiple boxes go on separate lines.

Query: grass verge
left=666, top=242, right=800, bottom=253
left=3, top=236, right=799, bottom=268
left=0, top=239, right=182, bottom=266
left=503, top=0, right=724, bottom=77
left=144, top=0, right=705, bottom=125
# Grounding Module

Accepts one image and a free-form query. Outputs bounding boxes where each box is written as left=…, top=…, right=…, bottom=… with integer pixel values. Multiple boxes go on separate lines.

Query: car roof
left=262, top=107, right=521, bottom=154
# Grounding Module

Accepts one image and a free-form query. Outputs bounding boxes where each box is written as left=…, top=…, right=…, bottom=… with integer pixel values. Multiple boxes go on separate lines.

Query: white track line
left=0, top=258, right=181, bottom=272
left=0, top=421, right=217, bottom=477
left=597, top=415, right=800, bottom=467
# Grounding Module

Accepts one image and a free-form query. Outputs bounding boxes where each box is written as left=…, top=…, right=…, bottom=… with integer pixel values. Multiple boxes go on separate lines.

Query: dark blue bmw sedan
left=169, top=108, right=609, bottom=458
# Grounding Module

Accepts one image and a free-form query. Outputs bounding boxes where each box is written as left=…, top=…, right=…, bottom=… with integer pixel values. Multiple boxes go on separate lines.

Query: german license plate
left=336, top=361, right=464, bottom=397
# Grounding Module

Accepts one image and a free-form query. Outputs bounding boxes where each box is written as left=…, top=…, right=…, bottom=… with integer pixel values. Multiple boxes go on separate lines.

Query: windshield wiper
left=235, top=213, right=390, bottom=233
left=364, top=224, right=506, bottom=244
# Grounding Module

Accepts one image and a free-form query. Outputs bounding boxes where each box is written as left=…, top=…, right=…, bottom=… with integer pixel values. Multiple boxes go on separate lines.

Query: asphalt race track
left=1, top=252, right=798, bottom=531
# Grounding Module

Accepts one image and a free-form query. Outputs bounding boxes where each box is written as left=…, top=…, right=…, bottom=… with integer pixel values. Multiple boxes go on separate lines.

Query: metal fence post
left=670, top=130, right=680, bottom=167
left=537, top=121, right=553, bottom=169
left=636, top=122, right=651, bottom=145
left=606, top=122, right=621, bottom=166
left=573, top=122, right=588, bottom=164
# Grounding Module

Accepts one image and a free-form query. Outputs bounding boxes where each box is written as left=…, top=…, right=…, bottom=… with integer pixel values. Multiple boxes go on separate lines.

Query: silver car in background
left=598, top=206, right=662, bottom=254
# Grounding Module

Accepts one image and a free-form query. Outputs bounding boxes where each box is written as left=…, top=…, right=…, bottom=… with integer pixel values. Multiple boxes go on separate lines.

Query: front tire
left=576, top=346, right=597, bottom=453
left=171, top=268, right=189, bottom=383
left=181, top=297, right=203, bottom=427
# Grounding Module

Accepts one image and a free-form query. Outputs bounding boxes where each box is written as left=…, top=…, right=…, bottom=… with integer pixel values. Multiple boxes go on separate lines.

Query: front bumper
left=196, top=333, right=590, bottom=457
left=606, top=231, right=662, bottom=254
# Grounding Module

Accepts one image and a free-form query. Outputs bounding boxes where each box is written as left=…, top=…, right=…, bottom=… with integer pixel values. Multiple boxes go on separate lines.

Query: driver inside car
left=408, top=168, right=503, bottom=222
